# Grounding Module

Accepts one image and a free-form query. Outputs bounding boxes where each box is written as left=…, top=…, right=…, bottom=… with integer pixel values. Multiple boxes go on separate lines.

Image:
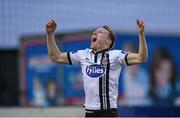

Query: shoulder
left=69, top=48, right=91, bottom=64
left=108, top=49, right=128, bottom=55
left=71, top=48, right=91, bottom=58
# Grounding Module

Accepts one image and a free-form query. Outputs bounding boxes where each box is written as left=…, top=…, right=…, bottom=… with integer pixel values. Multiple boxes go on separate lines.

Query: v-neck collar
left=90, top=48, right=109, bottom=54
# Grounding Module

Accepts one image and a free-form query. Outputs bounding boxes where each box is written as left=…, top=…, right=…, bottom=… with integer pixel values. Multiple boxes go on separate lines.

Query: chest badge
left=101, top=55, right=108, bottom=67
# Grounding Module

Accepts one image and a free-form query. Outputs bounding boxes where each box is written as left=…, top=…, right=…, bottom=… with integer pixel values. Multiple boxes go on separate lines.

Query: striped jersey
left=67, top=48, right=128, bottom=110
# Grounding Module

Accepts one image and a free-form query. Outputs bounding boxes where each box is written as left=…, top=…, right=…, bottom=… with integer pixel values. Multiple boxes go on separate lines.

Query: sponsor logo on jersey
left=86, top=64, right=105, bottom=78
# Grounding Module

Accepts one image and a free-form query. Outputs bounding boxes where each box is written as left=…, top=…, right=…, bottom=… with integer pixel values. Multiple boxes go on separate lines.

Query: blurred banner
left=20, top=38, right=61, bottom=107
left=20, top=31, right=180, bottom=115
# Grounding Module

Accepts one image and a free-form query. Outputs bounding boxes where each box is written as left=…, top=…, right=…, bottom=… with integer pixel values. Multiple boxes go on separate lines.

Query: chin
left=90, top=44, right=94, bottom=49
left=90, top=45, right=96, bottom=50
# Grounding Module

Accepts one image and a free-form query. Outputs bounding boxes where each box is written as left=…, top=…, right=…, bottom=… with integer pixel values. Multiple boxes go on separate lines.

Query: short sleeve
left=67, top=50, right=82, bottom=65
left=117, top=50, right=129, bottom=65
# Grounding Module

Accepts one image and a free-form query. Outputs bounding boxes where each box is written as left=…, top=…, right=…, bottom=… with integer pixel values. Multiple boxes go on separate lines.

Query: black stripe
left=99, top=52, right=105, bottom=110
left=67, top=52, right=72, bottom=65
left=125, top=53, right=129, bottom=66
left=106, top=54, right=110, bottom=109
left=94, top=53, right=98, bottom=63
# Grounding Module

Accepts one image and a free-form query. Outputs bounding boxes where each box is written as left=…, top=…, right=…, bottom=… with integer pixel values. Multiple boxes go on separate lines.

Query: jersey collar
left=90, top=48, right=110, bottom=54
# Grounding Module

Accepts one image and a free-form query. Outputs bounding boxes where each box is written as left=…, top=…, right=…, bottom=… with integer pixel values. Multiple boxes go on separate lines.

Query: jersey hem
left=84, top=106, right=117, bottom=110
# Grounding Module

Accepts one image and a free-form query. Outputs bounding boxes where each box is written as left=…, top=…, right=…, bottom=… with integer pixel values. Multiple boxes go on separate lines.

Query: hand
left=136, top=19, right=145, bottom=34
left=46, top=19, right=57, bottom=34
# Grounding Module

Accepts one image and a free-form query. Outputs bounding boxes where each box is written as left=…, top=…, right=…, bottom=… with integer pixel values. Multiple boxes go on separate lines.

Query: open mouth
left=92, top=38, right=97, bottom=42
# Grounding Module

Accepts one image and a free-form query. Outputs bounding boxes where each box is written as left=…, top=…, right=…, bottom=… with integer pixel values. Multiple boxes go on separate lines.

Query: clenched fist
left=136, top=19, right=145, bottom=34
left=46, top=19, right=57, bottom=34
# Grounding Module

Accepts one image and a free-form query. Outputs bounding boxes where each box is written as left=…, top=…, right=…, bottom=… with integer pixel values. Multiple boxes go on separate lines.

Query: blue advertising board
left=20, top=39, right=59, bottom=106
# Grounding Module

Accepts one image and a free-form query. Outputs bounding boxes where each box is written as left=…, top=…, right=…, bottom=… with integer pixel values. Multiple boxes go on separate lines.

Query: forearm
left=138, top=32, right=148, bottom=62
left=126, top=19, right=148, bottom=65
left=46, top=33, right=62, bottom=59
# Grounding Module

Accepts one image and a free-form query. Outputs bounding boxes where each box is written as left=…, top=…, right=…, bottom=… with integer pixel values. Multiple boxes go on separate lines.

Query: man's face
left=90, top=27, right=110, bottom=50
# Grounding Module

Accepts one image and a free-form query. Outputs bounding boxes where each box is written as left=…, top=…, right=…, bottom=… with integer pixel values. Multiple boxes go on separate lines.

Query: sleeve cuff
left=67, top=52, right=72, bottom=65
left=125, top=53, right=130, bottom=66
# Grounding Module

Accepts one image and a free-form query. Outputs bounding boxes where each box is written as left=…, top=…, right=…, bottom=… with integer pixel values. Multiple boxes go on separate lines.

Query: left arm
left=126, top=19, right=148, bottom=65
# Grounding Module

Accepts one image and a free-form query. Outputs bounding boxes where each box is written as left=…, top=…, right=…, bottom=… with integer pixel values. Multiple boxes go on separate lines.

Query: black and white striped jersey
left=67, top=48, right=128, bottom=110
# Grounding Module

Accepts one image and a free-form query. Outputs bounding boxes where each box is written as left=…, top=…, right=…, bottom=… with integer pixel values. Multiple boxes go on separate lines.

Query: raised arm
left=46, top=19, right=69, bottom=64
left=126, top=19, right=148, bottom=65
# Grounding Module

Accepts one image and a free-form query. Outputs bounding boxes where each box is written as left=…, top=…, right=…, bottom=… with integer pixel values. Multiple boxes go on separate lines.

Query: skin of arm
left=126, top=19, right=148, bottom=65
left=46, top=19, right=69, bottom=64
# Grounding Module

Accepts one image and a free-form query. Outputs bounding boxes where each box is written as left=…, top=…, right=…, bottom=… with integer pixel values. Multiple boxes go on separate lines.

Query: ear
left=105, top=39, right=112, bottom=47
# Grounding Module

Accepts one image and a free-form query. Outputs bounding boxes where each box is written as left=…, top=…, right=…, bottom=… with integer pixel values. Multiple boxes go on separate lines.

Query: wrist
left=138, top=31, right=144, bottom=36
left=47, top=32, right=54, bottom=36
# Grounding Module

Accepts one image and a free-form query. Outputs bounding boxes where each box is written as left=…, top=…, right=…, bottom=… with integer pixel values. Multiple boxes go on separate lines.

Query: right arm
left=126, top=19, right=148, bottom=65
left=46, top=19, right=70, bottom=64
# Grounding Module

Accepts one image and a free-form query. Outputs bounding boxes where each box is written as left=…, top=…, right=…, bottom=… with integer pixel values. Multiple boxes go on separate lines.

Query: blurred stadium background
left=0, top=0, right=180, bottom=117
